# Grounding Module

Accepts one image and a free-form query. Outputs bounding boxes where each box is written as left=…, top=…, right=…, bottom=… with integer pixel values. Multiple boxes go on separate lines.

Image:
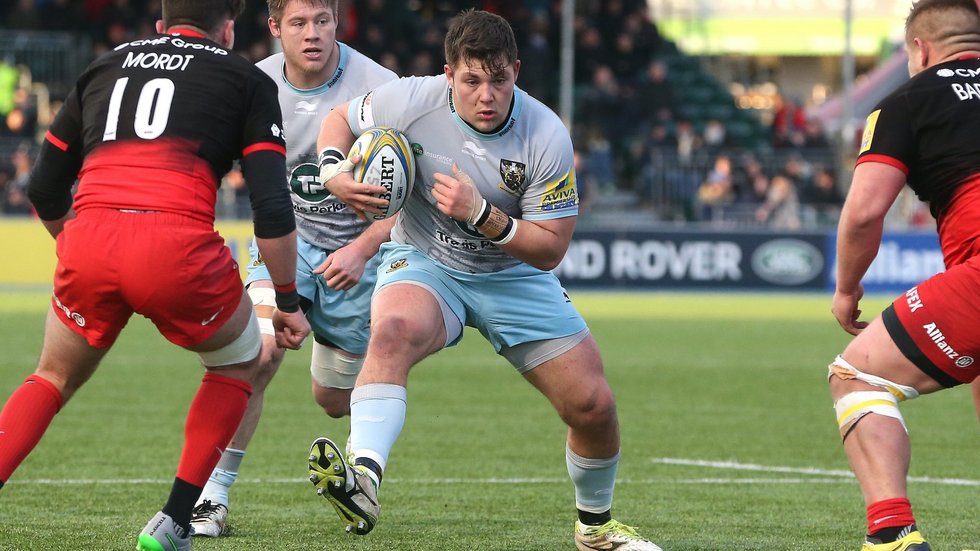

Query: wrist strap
left=274, top=281, right=300, bottom=313
left=473, top=199, right=492, bottom=226
left=490, top=217, right=518, bottom=245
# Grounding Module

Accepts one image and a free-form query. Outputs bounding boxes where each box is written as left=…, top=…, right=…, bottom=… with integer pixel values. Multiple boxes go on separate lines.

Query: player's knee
left=828, top=355, right=913, bottom=440
left=370, top=314, right=431, bottom=351
left=834, top=390, right=906, bottom=439
left=310, top=343, right=360, bottom=417
left=314, top=385, right=353, bottom=418
left=560, top=386, right=618, bottom=431
left=252, top=336, right=285, bottom=389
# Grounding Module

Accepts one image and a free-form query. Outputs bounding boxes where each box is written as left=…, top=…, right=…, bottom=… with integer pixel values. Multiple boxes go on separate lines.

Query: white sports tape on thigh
left=310, top=342, right=363, bottom=389
left=247, top=286, right=277, bottom=308
left=828, top=355, right=919, bottom=401
left=834, top=390, right=906, bottom=438
left=247, top=287, right=277, bottom=336
left=198, top=313, right=262, bottom=367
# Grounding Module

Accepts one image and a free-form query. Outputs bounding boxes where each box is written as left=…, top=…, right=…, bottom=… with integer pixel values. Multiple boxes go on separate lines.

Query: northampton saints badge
left=499, top=159, right=527, bottom=193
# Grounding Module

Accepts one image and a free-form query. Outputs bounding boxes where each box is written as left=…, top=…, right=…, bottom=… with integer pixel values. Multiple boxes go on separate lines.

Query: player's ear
left=221, top=19, right=236, bottom=49
left=268, top=16, right=281, bottom=38
left=512, top=59, right=521, bottom=83
left=915, top=38, right=930, bottom=69
left=444, top=64, right=454, bottom=86
left=155, top=20, right=165, bottom=33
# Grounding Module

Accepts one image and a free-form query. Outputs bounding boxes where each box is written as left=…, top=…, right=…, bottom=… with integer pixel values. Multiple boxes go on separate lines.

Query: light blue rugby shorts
left=373, top=242, right=587, bottom=353
left=246, top=235, right=379, bottom=354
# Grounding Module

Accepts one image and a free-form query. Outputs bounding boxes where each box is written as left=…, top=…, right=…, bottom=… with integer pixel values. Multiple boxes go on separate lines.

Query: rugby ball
left=348, top=127, right=416, bottom=220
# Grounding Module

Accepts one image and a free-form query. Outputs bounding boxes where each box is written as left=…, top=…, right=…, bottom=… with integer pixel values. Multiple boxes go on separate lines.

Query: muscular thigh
left=523, top=334, right=612, bottom=411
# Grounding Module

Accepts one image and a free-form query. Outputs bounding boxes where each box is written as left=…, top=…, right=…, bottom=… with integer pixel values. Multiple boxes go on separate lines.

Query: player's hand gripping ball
left=348, top=127, right=416, bottom=220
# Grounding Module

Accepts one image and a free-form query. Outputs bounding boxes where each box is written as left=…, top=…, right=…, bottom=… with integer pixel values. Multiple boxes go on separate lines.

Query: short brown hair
left=267, top=0, right=339, bottom=22
left=162, top=0, right=246, bottom=33
left=444, top=9, right=518, bottom=74
left=906, top=0, right=980, bottom=43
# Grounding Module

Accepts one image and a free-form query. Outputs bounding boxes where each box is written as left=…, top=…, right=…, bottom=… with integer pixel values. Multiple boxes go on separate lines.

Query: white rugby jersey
left=257, top=43, right=396, bottom=250
left=346, top=75, right=578, bottom=273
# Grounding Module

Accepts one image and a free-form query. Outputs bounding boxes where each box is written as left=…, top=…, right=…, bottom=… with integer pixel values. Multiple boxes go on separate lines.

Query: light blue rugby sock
left=198, top=447, right=245, bottom=507
left=566, top=444, right=620, bottom=513
left=349, top=383, right=407, bottom=482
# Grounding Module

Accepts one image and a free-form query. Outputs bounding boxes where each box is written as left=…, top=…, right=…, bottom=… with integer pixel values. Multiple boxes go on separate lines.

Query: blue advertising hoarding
left=554, top=229, right=943, bottom=293
left=825, top=231, right=943, bottom=295
left=553, top=230, right=828, bottom=290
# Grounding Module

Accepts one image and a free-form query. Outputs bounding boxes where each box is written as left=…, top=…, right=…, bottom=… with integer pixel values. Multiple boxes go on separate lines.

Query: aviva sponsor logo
left=540, top=171, right=578, bottom=211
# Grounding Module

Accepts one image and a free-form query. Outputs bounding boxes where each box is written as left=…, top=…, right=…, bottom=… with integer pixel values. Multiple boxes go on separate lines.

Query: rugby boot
left=137, top=511, right=191, bottom=551
left=308, top=436, right=379, bottom=535
left=861, top=528, right=931, bottom=551
left=574, top=519, right=663, bottom=551
left=188, top=499, right=228, bottom=537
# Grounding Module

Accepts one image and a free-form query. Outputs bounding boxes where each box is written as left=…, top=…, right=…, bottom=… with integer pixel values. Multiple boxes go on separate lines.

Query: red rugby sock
left=867, top=497, right=916, bottom=535
left=175, top=372, right=252, bottom=487
left=0, top=375, right=64, bottom=482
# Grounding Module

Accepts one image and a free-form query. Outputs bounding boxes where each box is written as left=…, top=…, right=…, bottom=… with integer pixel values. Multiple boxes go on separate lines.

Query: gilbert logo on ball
left=349, top=127, right=416, bottom=220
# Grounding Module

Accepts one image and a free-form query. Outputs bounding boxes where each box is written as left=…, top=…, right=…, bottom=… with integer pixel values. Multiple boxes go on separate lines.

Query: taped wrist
left=274, top=281, right=300, bottom=313
left=318, top=147, right=345, bottom=169
left=469, top=198, right=491, bottom=226
left=318, top=146, right=348, bottom=183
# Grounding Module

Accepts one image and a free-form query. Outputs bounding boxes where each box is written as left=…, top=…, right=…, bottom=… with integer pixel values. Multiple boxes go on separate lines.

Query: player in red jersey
left=829, top=1, right=980, bottom=550
left=0, top=1, right=310, bottom=550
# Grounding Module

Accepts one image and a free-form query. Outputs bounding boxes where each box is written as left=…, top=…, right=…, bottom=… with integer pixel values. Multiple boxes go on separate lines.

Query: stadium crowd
left=0, top=0, right=847, bottom=227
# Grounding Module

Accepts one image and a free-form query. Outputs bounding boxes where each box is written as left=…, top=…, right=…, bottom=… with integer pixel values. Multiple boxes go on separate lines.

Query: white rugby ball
left=348, top=127, right=416, bottom=220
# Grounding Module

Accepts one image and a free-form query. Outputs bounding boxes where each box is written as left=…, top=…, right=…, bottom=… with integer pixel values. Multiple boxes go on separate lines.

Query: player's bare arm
left=314, top=215, right=396, bottom=290
left=432, top=164, right=574, bottom=271
left=832, top=161, right=906, bottom=335
left=317, top=102, right=388, bottom=218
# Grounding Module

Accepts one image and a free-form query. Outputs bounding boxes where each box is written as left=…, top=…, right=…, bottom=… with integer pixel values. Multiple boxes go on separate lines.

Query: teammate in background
left=829, top=1, right=980, bottom=550
left=309, top=10, right=661, bottom=550
left=0, top=1, right=311, bottom=550
left=189, top=0, right=397, bottom=537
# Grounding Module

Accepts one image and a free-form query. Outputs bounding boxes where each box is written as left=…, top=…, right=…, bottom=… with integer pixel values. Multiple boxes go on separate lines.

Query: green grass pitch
left=0, top=290, right=978, bottom=550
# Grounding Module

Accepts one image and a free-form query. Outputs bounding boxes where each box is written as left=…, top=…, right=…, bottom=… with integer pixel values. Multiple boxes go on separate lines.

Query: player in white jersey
left=309, top=10, right=661, bottom=550
left=189, top=0, right=396, bottom=537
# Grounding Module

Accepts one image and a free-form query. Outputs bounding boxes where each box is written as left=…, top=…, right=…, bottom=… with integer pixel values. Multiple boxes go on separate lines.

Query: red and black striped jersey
left=29, top=30, right=293, bottom=236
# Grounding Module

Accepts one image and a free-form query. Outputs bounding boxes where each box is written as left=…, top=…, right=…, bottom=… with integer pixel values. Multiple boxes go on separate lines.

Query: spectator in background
left=516, top=10, right=555, bottom=105
left=4, top=143, right=33, bottom=215
left=578, top=65, right=625, bottom=140
left=573, top=23, right=606, bottom=86
left=800, top=165, right=843, bottom=223
left=634, top=60, right=675, bottom=126
left=732, top=154, right=766, bottom=203
left=696, top=153, right=734, bottom=220
left=675, top=119, right=701, bottom=166
left=755, top=174, right=801, bottom=229
left=2, top=89, right=37, bottom=140
left=772, top=96, right=807, bottom=148
left=703, top=119, right=727, bottom=150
